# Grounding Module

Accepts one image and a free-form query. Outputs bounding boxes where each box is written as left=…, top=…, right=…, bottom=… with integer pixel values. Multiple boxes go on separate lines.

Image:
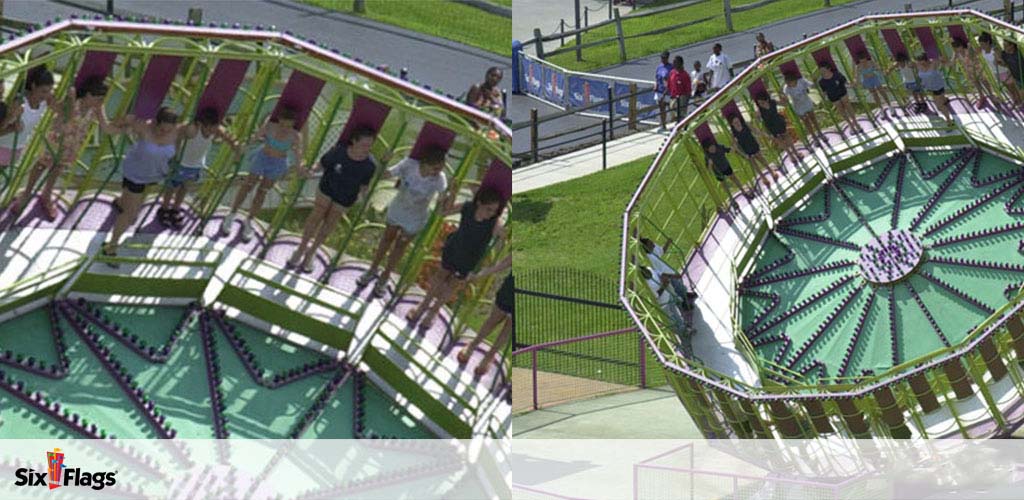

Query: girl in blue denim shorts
left=220, top=105, right=305, bottom=241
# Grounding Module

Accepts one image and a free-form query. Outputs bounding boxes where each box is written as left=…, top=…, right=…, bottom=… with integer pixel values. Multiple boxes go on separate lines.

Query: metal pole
left=559, top=19, right=565, bottom=46
left=106, top=0, right=114, bottom=14
left=585, top=8, right=589, bottom=29
left=530, top=108, right=538, bottom=163
left=575, top=0, right=582, bottom=62
left=613, top=9, right=627, bottom=63
left=607, top=86, right=615, bottom=140
left=602, top=119, right=608, bottom=170
left=532, top=350, right=539, bottom=410
left=639, top=335, right=647, bottom=388
left=511, top=40, right=522, bottom=93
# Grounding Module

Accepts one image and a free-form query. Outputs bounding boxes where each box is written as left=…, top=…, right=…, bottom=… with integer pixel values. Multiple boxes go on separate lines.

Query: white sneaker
left=219, top=212, right=235, bottom=237
left=240, top=220, right=254, bottom=242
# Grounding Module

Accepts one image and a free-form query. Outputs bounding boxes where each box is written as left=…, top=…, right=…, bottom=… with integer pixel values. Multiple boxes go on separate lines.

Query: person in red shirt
left=667, top=56, right=692, bottom=122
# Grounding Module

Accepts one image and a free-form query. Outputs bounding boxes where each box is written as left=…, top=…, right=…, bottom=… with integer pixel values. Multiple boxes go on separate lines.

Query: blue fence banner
left=567, top=76, right=610, bottom=114
left=614, top=83, right=658, bottom=121
left=552, top=70, right=566, bottom=104
left=526, top=59, right=542, bottom=96
left=542, top=66, right=556, bottom=102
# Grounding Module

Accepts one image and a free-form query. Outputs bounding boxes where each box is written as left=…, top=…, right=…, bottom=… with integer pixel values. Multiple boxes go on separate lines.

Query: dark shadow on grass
left=510, top=196, right=554, bottom=225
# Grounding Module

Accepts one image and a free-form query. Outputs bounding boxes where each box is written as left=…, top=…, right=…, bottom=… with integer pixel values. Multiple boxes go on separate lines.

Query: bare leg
left=291, top=193, right=331, bottom=264
left=367, top=225, right=401, bottom=274
left=14, top=162, right=48, bottom=209
left=407, top=268, right=454, bottom=324
left=228, top=175, right=257, bottom=213
left=419, top=276, right=466, bottom=329
left=459, top=306, right=506, bottom=363
left=245, top=177, right=274, bottom=224
left=300, top=203, right=346, bottom=268
left=109, top=188, right=144, bottom=247
left=171, top=184, right=189, bottom=210
left=475, top=316, right=512, bottom=376
left=379, top=231, right=412, bottom=284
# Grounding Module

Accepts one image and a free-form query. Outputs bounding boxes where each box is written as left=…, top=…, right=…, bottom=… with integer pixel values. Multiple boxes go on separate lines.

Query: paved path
left=6, top=0, right=509, bottom=101
left=513, top=128, right=665, bottom=193
left=513, top=0, right=634, bottom=53
left=513, top=386, right=701, bottom=438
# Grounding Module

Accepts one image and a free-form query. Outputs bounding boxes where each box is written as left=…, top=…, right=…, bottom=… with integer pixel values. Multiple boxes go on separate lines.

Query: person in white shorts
left=357, top=146, right=450, bottom=298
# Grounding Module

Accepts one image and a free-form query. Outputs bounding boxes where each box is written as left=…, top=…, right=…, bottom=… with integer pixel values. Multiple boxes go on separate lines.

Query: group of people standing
left=694, top=31, right=1024, bottom=207
left=0, top=62, right=511, bottom=376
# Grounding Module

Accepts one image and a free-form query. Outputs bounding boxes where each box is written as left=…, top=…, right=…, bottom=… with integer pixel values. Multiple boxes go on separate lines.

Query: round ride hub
left=0, top=14, right=510, bottom=459
left=622, top=10, right=1024, bottom=441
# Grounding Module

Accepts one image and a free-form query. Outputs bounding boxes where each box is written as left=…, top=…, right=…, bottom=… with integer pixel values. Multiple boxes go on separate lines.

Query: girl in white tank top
left=0, top=66, right=55, bottom=167
left=158, top=107, right=240, bottom=229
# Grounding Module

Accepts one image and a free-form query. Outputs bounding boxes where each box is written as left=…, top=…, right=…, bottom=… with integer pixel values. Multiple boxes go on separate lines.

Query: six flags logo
left=13, top=448, right=117, bottom=491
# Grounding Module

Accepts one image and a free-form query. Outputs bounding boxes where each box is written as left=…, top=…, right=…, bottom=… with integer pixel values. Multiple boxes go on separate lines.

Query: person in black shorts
left=456, top=254, right=512, bottom=377
left=406, top=186, right=507, bottom=332
left=289, top=127, right=378, bottom=273
left=702, top=140, right=749, bottom=204
left=817, top=61, right=862, bottom=134
left=755, top=93, right=802, bottom=167
left=728, top=114, right=778, bottom=188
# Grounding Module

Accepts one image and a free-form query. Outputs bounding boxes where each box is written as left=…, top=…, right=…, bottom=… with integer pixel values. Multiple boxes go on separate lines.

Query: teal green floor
left=740, top=148, right=1024, bottom=384
left=0, top=304, right=435, bottom=439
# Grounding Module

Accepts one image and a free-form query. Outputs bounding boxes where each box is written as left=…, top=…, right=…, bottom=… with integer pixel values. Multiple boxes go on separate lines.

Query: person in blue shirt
left=655, top=51, right=673, bottom=130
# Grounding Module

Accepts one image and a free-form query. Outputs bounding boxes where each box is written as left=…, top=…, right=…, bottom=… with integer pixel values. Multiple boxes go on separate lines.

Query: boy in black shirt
left=817, top=61, right=862, bottom=135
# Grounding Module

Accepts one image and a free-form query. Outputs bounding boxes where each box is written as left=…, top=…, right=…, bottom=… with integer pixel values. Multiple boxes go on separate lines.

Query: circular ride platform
left=622, top=10, right=1024, bottom=440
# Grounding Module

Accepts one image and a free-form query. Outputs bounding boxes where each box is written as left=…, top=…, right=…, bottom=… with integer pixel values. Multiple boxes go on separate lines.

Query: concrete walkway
left=513, top=128, right=665, bottom=193
left=513, top=386, right=703, bottom=438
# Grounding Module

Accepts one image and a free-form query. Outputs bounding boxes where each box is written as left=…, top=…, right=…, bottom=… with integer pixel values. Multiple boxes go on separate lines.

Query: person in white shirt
left=706, top=43, right=733, bottom=91
left=357, top=146, right=450, bottom=298
left=0, top=66, right=55, bottom=167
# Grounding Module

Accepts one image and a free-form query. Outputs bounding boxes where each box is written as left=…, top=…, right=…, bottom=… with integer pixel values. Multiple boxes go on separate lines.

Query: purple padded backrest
left=947, top=25, right=969, bottom=46
left=746, top=78, right=768, bottom=100
left=270, top=70, right=325, bottom=130
left=73, top=51, right=117, bottom=93
left=721, top=100, right=742, bottom=123
left=882, top=29, right=909, bottom=59
left=694, top=122, right=714, bottom=145
left=480, top=159, right=511, bottom=204
left=409, top=122, right=456, bottom=160
left=132, top=55, right=183, bottom=120
left=194, top=59, right=250, bottom=121
left=337, top=96, right=391, bottom=145
left=914, top=27, right=941, bottom=59
left=779, top=60, right=801, bottom=79
left=843, top=35, right=870, bottom=61
left=812, top=47, right=836, bottom=70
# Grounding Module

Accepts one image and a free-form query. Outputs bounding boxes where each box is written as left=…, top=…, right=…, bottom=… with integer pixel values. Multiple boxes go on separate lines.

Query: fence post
left=724, top=0, right=733, bottom=32
left=512, top=40, right=523, bottom=94
left=532, top=350, right=539, bottom=410
left=639, top=335, right=647, bottom=388
left=602, top=119, right=608, bottom=170
left=608, top=0, right=612, bottom=20
left=187, top=7, right=202, bottom=25
left=575, top=0, right=582, bottom=62
left=560, top=19, right=566, bottom=46
left=533, top=28, right=545, bottom=59
left=904, top=3, right=912, bottom=12
left=530, top=108, right=539, bottom=163
left=613, top=8, right=627, bottom=63
left=628, top=82, right=638, bottom=131
left=106, top=0, right=114, bottom=14
left=585, top=8, right=589, bottom=28
left=607, top=86, right=615, bottom=140
left=824, top=0, right=830, bottom=5
left=1005, top=0, right=1014, bottom=23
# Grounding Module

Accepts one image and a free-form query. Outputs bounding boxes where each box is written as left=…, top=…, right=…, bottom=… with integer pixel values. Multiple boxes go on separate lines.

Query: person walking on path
left=707, top=43, right=733, bottom=91
left=691, top=60, right=708, bottom=99
left=655, top=51, right=673, bottom=130
left=667, top=56, right=691, bottom=122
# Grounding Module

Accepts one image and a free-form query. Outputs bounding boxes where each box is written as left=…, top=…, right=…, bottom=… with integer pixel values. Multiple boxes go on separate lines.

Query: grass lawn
left=511, top=155, right=669, bottom=386
left=301, top=0, right=510, bottom=56
left=547, top=0, right=856, bottom=71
